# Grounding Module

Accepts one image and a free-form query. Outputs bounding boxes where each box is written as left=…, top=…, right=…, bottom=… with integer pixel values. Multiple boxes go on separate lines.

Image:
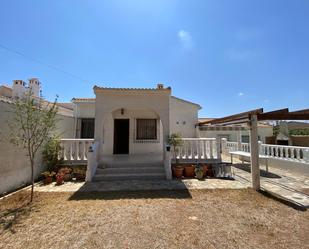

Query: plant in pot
left=58, top=167, right=72, bottom=181
left=195, top=164, right=204, bottom=180
left=42, top=171, right=56, bottom=184
left=184, top=164, right=196, bottom=178
left=168, top=133, right=184, bottom=178
left=42, top=136, right=64, bottom=174
left=202, top=164, right=208, bottom=177
left=56, top=173, right=64, bottom=185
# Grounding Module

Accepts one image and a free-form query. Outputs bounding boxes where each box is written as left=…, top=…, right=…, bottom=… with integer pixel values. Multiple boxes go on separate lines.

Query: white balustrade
left=60, top=139, right=94, bottom=161
left=221, top=140, right=309, bottom=164
left=241, top=143, right=250, bottom=152
left=173, top=138, right=219, bottom=160
left=226, top=141, right=238, bottom=152
left=260, top=144, right=309, bottom=163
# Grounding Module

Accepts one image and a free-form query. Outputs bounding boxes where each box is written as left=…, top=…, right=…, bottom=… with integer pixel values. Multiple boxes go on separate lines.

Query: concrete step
left=96, top=167, right=165, bottom=174
left=98, top=161, right=163, bottom=169
left=92, top=172, right=166, bottom=181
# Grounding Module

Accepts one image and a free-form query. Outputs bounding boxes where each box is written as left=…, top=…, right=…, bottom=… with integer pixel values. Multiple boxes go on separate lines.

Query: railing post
left=249, top=114, right=260, bottom=191
left=221, top=138, right=227, bottom=155
left=164, top=145, right=172, bottom=180
left=216, top=137, right=221, bottom=160
left=258, top=141, right=262, bottom=155
left=85, top=145, right=93, bottom=182
left=304, top=149, right=309, bottom=163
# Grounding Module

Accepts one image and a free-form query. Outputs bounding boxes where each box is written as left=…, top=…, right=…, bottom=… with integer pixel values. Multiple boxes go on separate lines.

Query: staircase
left=92, top=155, right=166, bottom=181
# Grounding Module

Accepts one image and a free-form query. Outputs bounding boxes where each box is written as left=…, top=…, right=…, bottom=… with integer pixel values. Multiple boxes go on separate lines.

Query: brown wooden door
left=113, top=119, right=129, bottom=154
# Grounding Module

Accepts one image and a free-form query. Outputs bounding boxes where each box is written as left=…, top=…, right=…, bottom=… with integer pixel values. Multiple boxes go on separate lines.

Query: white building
left=0, top=78, right=275, bottom=186
left=72, top=84, right=201, bottom=157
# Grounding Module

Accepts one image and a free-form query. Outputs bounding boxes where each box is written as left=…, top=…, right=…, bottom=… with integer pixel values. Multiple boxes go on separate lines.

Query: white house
left=72, top=84, right=201, bottom=156
left=0, top=78, right=276, bottom=185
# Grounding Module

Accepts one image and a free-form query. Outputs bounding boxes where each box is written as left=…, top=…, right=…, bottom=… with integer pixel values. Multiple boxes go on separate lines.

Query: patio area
left=221, top=154, right=309, bottom=209
left=33, top=177, right=248, bottom=193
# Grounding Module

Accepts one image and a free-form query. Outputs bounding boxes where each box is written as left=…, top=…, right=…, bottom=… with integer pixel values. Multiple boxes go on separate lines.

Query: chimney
left=12, top=80, right=26, bottom=99
left=157, top=83, right=164, bottom=89
left=28, top=78, right=41, bottom=97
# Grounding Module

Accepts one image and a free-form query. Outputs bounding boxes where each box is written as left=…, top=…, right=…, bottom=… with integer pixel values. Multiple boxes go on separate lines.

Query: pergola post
left=249, top=114, right=260, bottom=190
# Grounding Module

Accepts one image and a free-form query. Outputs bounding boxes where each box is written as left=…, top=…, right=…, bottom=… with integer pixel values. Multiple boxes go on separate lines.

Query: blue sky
left=0, top=0, right=308, bottom=117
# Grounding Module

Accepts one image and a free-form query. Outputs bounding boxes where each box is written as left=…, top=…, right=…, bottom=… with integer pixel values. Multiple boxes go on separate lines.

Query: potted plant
left=58, top=167, right=72, bottom=181
left=42, top=137, right=64, bottom=173
left=195, top=165, right=204, bottom=180
left=202, top=164, right=208, bottom=177
left=184, top=164, right=195, bottom=177
left=173, top=165, right=184, bottom=178
left=42, top=171, right=56, bottom=184
left=207, top=164, right=214, bottom=177
left=56, top=173, right=64, bottom=185
left=168, top=133, right=184, bottom=178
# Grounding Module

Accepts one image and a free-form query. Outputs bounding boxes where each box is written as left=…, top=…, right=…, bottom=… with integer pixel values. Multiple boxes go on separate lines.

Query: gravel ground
left=0, top=189, right=308, bottom=249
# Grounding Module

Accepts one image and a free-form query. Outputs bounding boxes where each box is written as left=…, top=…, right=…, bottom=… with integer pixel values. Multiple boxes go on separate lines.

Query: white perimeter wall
left=0, top=101, right=75, bottom=195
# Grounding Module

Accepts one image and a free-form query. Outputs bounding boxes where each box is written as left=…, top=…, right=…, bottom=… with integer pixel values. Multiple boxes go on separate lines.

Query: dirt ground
left=0, top=189, right=308, bottom=249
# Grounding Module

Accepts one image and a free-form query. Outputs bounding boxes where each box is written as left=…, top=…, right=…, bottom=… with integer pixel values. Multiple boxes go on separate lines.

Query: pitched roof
left=71, top=98, right=95, bottom=103
left=171, top=96, right=202, bottom=109
left=93, top=85, right=172, bottom=93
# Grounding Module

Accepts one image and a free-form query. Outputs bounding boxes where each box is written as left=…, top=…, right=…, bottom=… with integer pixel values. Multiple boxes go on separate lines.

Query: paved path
left=34, top=178, right=248, bottom=192
left=222, top=154, right=309, bottom=209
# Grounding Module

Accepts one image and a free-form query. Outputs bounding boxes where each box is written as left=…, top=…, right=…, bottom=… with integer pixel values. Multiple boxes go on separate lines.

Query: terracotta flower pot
left=63, top=173, right=72, bottom=182
left=44, top=176, right=52, bottom=185
left=202, top=165, right=208, bottom=177
left=184, top=165, right=195, bottom=177
left=207, top=165, right=214, bottom=177
left=172, top=166, right=184, bottom=178
left=56, top=174, right=64, bottom=185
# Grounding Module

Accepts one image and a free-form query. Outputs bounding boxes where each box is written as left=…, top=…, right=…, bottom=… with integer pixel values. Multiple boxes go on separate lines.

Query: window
left=241, top=135, right=249, bottom=143
left=81, top=118, right=95, bottom=138
left=136, top=119, right=157, bottom=140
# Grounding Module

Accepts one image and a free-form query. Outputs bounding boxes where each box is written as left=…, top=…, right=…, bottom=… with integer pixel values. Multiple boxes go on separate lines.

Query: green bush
left=168, top=133, right=183, bottom=164
left=42, top=137, right=64, bottom=172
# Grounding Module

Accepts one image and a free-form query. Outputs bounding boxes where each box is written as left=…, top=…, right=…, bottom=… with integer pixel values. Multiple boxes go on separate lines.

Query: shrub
left=42, top=137, right=64, bottom=172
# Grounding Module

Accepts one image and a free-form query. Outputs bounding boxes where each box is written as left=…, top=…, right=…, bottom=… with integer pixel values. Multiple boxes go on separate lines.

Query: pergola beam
left=198, top=108, right=263, bottom=126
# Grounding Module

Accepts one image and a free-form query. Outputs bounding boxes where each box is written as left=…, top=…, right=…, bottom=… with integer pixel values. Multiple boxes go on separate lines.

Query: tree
left=167, top=133, right=183, bottom=164
left=8, top=92, right=58, bottom=202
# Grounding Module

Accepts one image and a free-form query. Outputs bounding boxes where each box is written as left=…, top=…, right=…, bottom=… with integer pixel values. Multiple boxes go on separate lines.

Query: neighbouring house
left=265, top=121, right=309, bottom=146
left=0, top=78, right=75, bottom=195
left=198, top=118, right=273, bottom=143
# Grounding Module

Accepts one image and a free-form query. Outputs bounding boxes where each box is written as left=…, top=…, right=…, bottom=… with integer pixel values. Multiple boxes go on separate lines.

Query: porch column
left=249, top=114, right=260, bottom=190
left=159, top=112, right=171, bottom=180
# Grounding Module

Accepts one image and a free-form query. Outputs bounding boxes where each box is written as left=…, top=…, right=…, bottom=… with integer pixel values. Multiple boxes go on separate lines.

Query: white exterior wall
left=169, top=97, right=199, bottom=137
left=102, top=109, right=163, bottom=155
left=0, top=101, right=75, bottom=195
left=74, top=102, right=95, bottom=118
left=94, top=89, right=170, bottom=157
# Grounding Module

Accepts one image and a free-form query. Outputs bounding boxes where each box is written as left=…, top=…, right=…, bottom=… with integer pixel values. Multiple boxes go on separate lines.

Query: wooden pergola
left=198, top=108, right=309, bottom=190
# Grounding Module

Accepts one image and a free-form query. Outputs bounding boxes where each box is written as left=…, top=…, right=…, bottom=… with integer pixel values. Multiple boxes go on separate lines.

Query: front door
left=113, top=119, right=129, bottom=154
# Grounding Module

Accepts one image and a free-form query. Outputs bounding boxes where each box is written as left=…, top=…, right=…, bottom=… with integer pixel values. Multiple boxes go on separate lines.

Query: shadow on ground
left=68, top=189, right=192, bottom=201
left=0, top=202, right=32, bottom=234
left=234, top=164, right=281, bottom=178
